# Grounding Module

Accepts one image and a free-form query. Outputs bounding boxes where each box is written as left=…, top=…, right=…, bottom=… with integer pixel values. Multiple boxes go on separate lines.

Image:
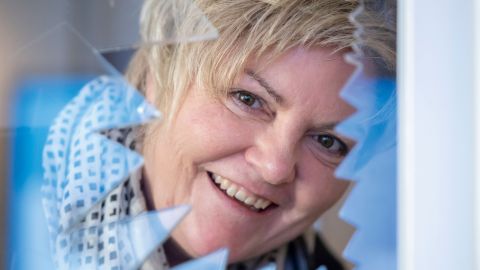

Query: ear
left=145, top=73, right=156, bottom=105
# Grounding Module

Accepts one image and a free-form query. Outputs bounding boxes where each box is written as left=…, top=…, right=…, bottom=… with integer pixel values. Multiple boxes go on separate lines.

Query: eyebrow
left=313, top=121, right=340, bottom=131
left=245, top=69, right=343, bottom=132
left=245, top=69, right=284, bottom=104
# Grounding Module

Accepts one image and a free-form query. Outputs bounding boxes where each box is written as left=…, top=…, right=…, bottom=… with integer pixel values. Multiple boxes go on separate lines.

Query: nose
left=245, top=131, right=297, bottom=185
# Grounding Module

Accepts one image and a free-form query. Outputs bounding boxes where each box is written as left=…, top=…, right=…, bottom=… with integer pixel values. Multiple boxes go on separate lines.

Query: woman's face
left=143, top=46, right=355, bottom=262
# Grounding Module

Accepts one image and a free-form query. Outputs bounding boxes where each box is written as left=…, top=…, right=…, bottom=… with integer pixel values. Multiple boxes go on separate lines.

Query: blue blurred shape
left=66, top=205, right=191, bottom=270
left=258, top=262, right=276, bottom=270
left=172, top=248, right=229, bottom=270
left=335, top=69, right=397, bottom=270
left=8, top=76, right=91, bottom=270
left=42, top=76, right=160, bottom=237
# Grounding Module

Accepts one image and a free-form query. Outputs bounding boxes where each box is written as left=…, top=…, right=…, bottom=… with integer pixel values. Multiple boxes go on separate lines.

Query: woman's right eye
left=230, top=90, right=264, bottom=110
left=226, top=88, right=274, bottom=121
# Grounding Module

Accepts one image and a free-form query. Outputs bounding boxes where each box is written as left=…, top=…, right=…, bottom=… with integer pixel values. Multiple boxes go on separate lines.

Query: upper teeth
left=212, top=173, right=272, bottom=210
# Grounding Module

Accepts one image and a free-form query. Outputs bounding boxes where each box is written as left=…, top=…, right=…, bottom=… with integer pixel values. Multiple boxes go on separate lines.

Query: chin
left=170, top=213, right=270, bottom=263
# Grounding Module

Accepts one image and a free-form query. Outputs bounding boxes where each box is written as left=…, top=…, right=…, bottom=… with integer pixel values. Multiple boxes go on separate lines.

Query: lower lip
left=206, top=172, right=276, bottom=216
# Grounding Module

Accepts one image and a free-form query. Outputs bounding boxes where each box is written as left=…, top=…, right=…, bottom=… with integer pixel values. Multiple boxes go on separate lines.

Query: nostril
left=257, top=159, right=296, bottom=185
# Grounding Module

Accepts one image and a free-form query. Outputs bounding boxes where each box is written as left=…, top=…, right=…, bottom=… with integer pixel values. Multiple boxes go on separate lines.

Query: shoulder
left=284, top=229, right=346, bottom=270
left=228, top=228, right=346, bottom=270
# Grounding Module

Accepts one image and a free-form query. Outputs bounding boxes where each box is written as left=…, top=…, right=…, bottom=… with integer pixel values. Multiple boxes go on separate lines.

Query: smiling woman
left=141, top=46, right=355, bottom=265
left=40, top=0, right=395, bottom=269
left=124, top=0, right=395, bottom=269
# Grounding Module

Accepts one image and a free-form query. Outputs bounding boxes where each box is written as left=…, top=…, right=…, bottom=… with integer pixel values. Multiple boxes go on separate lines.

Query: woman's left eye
left=313, top=134, right=348, bottom=156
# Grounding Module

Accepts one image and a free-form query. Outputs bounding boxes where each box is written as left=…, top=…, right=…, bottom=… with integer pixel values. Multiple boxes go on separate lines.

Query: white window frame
left=399, top=0, right=477, bottom=269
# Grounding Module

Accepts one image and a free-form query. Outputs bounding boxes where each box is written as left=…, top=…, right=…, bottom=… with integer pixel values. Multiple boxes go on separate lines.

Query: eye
left=226, top=89, right=273, bottom=120
left=233, top=90, right=263, bottom=109
left=313, top=134, right=349, bottom=156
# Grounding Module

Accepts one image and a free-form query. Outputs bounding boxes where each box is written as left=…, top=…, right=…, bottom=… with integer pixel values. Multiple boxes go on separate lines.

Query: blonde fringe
left=126, top=0, right=395, bottom=130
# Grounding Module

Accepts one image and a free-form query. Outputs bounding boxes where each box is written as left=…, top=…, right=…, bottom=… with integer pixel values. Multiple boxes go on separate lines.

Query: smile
left=207, top=172, right=275, bottom=212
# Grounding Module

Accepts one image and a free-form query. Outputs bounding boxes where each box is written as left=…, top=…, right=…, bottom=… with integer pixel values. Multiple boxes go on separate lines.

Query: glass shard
left=66, top=0, right=219, bottom=52
left=172, top=248, right=229, bottom=270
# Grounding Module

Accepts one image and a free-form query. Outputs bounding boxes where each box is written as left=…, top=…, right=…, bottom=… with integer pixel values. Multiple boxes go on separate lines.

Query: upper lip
left=207, top=171, right=281, bottom=206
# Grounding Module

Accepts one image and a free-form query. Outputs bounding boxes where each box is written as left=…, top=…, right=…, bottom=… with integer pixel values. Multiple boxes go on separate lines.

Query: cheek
left=144, top=90, right=250, bottom=201
left=173, top=95, right=253, bottom=163
left=293, top=159, right=349, bottom=218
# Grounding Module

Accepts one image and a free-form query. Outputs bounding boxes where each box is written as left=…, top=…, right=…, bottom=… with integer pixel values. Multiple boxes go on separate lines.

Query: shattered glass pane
left=5, top=0, right=396, bottom=269
left=65, top=0, right=218, bottom=51
left=6, top=0, right=222, bottom=269
left=335, top=0, right=397, bottom=269
left=336, top=71, right=396, bottom=270
left=7, top=24, right=137, bottom=130
left=64, top=206, right=191, bottom=270
left=0, top=0, right=71, bottom=54
left=172, top=249, right=229, bottom=270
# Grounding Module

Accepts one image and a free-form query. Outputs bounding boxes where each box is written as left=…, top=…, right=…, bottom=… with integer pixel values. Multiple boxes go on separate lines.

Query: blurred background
left=0, top=1, right=143, bottom=269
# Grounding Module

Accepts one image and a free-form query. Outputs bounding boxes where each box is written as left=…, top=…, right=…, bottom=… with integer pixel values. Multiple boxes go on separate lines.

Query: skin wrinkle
left=246, top=69, right=284, bottom=104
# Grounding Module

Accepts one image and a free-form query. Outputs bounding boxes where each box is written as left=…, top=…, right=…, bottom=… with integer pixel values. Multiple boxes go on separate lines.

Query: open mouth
left=207, top=171, right=277, bottom=213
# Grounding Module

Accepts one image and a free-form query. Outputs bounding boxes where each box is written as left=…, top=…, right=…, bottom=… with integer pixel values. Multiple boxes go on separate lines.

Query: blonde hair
left=127, top=0, right=395, bottom=125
